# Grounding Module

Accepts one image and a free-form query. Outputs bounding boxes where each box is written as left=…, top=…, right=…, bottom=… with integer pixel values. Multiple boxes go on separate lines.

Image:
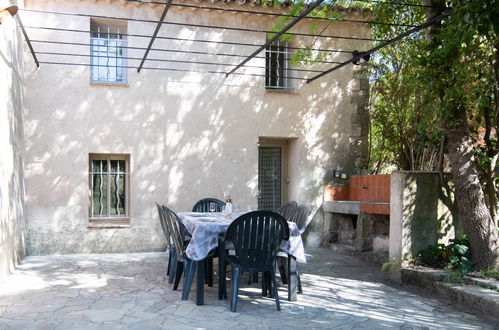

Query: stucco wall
left=389, top=171, right=460, bottom=282
left=0, top=0, right=26, bottom=277
left=22, top=0, right=371, bottom=254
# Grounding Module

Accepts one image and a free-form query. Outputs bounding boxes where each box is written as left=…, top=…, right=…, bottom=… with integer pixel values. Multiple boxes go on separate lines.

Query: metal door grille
left=258, top=146, right=282, bottom=211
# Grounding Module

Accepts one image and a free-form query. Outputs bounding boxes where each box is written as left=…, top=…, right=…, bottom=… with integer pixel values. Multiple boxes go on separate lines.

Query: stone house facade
left=1, top=0, right=370, bottom=276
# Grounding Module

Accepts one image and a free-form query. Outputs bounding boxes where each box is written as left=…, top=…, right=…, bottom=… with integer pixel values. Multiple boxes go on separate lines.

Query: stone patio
left=0, top=248, right=497, bottom=329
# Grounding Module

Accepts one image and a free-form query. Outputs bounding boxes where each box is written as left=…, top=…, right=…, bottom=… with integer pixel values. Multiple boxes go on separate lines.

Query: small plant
left=381, top=262, right=393, bottom=271
left=444, top=269, right=466, bottom=283
left=380, top=258, right=396, bottom=272
left=447, top=235, right=471, bottom=274
left=415, top=234, right=472, bottom=275
left=477, top=268, right=499, bottom=280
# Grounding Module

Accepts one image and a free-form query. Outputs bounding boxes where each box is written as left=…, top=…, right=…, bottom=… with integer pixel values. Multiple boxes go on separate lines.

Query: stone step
left=401, top=268, right=499, bottom=316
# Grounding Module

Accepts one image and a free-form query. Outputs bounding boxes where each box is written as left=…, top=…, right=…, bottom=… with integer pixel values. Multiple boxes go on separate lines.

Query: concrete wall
left=0, top=0, right=26, bottom=277
left=389, top=171, right=460, bottom=281
left=22, top=0, right=371, bottom=254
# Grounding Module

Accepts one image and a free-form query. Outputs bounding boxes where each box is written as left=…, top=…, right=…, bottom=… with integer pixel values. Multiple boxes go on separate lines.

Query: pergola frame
left=15, top=0, right=451, bottom=84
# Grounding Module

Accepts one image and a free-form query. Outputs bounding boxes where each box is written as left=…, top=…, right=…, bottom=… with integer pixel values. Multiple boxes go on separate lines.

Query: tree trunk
left=446, top=110, right=498, bottom=270
left=424, top=0, right=498, bottom=270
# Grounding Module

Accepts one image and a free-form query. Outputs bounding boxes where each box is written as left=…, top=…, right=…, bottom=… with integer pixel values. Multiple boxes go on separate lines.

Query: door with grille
left=258, top=144, right=286, bottom=211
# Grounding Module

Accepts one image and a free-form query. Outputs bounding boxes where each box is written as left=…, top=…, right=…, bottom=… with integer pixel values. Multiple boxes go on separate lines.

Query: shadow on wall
left=403, top=173, right=460, bottom=258
left=21, top=1, right=371, bottom=254
left=0, top=7, right=27, bottom=277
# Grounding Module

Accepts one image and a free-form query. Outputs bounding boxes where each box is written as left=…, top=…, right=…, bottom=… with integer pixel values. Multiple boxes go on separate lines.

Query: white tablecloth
left=178, top=212, right=306, bottom=263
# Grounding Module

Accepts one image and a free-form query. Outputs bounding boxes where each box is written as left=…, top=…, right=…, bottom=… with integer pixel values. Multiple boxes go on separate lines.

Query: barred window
left=90, top=19, right=127, bottom=84
left=89, top=154, right=130, bottom=220
left=265, top=40, right=292, bottom=91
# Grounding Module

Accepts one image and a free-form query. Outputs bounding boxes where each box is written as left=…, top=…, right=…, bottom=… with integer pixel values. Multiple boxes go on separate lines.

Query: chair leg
left=270, top=267, right=280, bottom=311
left=168, top=250, right=177, bottom=284
left=218, top=240, right=227, bottom=300
left=230, top=265, right=241, bottom=312
left=261, top=272, right=267, bottom=296
left=167, top=248, right=172, bottom=276
left=266, top=271, right=273, bottom=298
left=181, top=258, right=196, bottom=300
left=206, top=258, right=214, bottom=287
left=173, top=261, right=184, bottom=291
left=277, top=257, right=287, bottom=284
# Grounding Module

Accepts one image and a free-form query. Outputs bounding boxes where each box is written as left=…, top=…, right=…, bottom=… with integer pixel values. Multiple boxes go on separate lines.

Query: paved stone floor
left=0, top=248, right=497, bottom=329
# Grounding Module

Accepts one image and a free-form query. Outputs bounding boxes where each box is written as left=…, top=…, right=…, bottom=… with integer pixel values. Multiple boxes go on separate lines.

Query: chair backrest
left=288, top=205, right=311, bottom=234
left=155, top=202, right=170, bottom=248
left=192, top=198, right=225, bottom=212
left=275, top=201, right=298, bottom=220
left=159, top=205, right=192, bottom=261
left=225, top=211, right=289, bottom=271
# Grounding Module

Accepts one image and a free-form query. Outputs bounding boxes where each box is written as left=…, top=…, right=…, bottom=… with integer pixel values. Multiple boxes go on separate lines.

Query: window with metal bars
left=89, top=154, right=130, bottom=220
left=90, top=19, right=127, bottom=84
left=265, top=40, right=292, bottom=91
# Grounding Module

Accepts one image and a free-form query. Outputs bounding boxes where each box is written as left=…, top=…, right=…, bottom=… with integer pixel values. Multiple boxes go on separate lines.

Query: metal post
left=16, top=16, right=39, bottom=68
left=137, top=0, right=173, bottom=73
left=226, top=0, right=331, bottom=78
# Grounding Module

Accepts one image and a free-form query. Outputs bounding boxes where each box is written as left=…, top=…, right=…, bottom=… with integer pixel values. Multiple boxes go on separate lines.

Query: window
left=90, top=19, right=127, bottom=84
left=89, top=154, right=130, bottom=221
left=265, top=40, right=292, bottom=91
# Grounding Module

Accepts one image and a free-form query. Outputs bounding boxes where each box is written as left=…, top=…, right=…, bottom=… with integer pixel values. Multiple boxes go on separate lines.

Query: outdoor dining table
left=177, top=211, right=307, bottom=305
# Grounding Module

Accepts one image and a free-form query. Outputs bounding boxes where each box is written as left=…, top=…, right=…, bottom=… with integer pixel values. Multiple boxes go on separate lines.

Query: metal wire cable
left=124, top=0, right=419, bottom=27
left=31, top=39, right=345, bottom=65
left=24, top=25, right=355, bottom=54
left=37, top=61, right=310, bottom=80
left=35, top=51, right=338, bottom=73
left=19, top=8, right=386, bottom=41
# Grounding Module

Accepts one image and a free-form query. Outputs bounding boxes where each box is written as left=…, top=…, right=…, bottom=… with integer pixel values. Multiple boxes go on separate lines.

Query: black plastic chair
left=221, top=211, right=289, bottom=312
left=288, top=205, right=311, bottom=235
left=275, top=201, right=298, bottom=220
left=158, top=205, right=192, bottom=291
left=160, top=206, right=220, bottom=305
left=191, top=197, right=226, bottom=287
left=155, top=202, right=175, bottom=282
left=192, top=198, right=225, bottom=213
left=277, top=205, right=311, bottom=295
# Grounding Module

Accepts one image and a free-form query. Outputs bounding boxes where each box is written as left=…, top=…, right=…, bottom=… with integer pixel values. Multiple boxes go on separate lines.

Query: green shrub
left=416, top=234, right=471, bottom=274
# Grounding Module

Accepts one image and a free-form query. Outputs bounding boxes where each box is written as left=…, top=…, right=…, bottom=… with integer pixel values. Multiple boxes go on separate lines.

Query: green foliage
left=416, top=235, right=472, bottom=275
left=477, top=268, right=499, bottom=280
left=381, top=262, right=393, bottom=272
left=443, top=269, right=466, bottom=284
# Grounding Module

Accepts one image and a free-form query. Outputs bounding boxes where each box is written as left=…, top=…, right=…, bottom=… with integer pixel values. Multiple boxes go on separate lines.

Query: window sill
left=265, top=89, right=298, bottom=95
left=90, top=82, right=129, bottom=88
left=87, top=218, right=131, bottom=228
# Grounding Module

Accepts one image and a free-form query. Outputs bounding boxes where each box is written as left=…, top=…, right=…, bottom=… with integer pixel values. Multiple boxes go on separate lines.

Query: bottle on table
left=225, top=196, right=233, bottom=215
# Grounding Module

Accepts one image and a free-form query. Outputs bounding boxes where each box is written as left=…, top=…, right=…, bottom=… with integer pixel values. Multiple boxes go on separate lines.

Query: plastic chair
left=221, top=211, right=289, bottom=312
left=277, top=205, right=311, bottom=295
left=288, top=205, right=311, bottom=235
left=155, top=202, right=175, bottom=281
left=275, top=201, right=298, bottom=220
left=192, top=198, right=225, bottom=212
left=191, top=198, right=225, bottom=287
left=158, top=205, right=192, bottom=290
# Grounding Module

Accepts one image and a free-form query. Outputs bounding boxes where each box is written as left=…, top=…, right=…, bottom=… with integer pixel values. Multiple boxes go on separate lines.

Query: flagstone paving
left=0, top=248, right=497, bottom=329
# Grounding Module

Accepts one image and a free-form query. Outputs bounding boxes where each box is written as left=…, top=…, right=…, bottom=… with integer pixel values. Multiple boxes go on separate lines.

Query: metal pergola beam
left=307, top=10, right=452, bottom=84
left=16, top=15, right=39, bottom=68
left=137, top=0, right=173, bottom=73
left=226, top=0, right=329, bottom=78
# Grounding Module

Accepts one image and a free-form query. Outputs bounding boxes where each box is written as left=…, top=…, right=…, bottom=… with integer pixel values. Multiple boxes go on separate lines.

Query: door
left=258, top=140, right=288, bottom=211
